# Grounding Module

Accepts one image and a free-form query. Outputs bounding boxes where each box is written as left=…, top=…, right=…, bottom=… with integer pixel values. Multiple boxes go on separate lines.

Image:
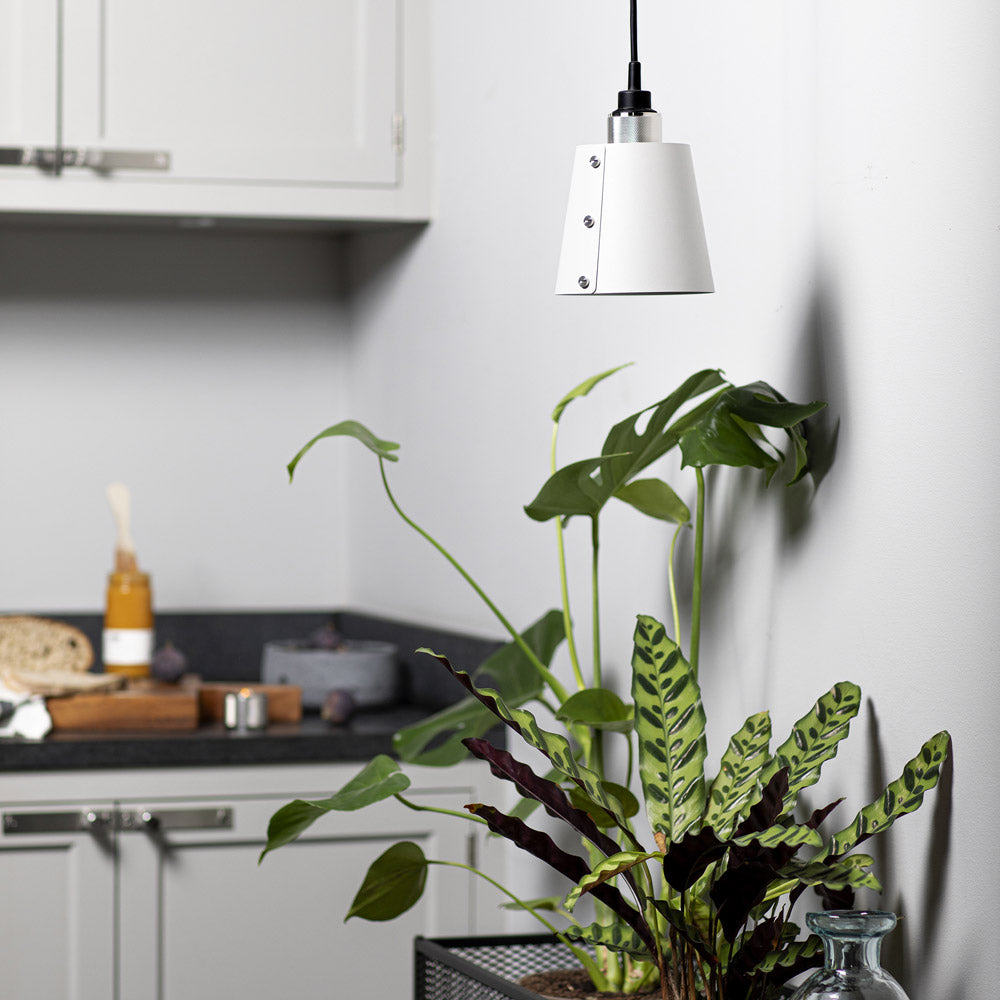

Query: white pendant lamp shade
left=555, top=140, right=713, bottom=295
left=554, top=0, right=713, bottom=296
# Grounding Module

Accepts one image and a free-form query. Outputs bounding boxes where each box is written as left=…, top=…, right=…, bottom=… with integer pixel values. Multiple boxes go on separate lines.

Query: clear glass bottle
left=790, top=911, right=911, bottom=1000
left=103, top=570, right=154, bottom=678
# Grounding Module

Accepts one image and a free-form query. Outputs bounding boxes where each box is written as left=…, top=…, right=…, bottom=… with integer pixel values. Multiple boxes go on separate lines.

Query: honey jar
left=103, top=570, right=154, bottom=678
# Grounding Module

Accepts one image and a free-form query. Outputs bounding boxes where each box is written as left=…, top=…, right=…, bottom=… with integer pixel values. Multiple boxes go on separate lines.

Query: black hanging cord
left=618, top=0, right=652, bottom=112
left=630, top=0, right=639, bottom=67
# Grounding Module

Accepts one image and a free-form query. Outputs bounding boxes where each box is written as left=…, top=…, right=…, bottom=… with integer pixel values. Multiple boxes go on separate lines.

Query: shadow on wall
left=782, top=267, right=844, bottom=540
left=682, top=269, right=845, bottom=683
left=0, top=221, right=353, bottom=302
left=862, top=702, right=956, bottom=999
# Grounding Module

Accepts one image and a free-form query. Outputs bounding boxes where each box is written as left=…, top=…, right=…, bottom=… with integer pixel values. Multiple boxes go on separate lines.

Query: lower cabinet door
left=0, top=805, right=116, bottom=1000
left=116, top=788, right=477, bottom=1000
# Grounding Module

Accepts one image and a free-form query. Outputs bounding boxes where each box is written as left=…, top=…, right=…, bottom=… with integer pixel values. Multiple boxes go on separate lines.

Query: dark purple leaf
left=729, top=915, right=782, bottom=977
left=424, top=652, right=525, bottom=738
left=660, top=827, right=728, bottom=892
left=806, top=798, right=844, bottom=830
left=734, top=768, right=789, bottom=838
left=466, top=803, right=656, bottom=958
left=710, top=861, right=776, bottom=941
left=463, top=738, right=631, bottom=882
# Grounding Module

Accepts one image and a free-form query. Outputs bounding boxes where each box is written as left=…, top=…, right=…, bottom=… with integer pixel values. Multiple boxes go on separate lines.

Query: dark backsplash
left=44, top=609, right=503, bottom=711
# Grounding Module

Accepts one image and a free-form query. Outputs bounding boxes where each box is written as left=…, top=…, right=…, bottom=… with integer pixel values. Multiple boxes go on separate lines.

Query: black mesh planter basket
left=415, top=933, right=589, bottom=1000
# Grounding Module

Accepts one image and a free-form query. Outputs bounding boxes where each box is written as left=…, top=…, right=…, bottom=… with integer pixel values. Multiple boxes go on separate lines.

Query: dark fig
left=151, top=641, right=187, bottom=683
left=308, top=623, right=344, bottom=650
left=321, top=688, right=356, bottom=726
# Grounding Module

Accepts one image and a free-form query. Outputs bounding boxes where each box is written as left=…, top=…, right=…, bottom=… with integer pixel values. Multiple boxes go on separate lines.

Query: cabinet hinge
left=392, top=113, right=405, bottom=155
left=466, top=831, right=478, bottom=869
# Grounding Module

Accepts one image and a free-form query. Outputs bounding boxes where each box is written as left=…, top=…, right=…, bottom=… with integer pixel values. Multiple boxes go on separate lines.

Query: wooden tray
left=196, top=682, right=302, bottom=724
left=47, top=688, right=199, bottom=731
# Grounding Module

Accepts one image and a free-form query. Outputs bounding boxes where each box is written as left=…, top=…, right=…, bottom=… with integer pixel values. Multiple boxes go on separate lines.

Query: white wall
left=337, top=2, right=998, bottom=997
left=0, top=226, right=352, bottom=610
left=0, top=1, right=995, bottom=995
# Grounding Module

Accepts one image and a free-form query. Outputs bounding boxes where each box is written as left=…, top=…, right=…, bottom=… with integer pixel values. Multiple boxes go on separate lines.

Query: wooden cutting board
left=197, top=682, right=302, bottom=724
left=47, top=688, right=199, bottom=731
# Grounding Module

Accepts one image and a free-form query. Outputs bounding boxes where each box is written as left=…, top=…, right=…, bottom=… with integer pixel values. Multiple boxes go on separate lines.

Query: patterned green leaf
left=760, top=682, right=861, bottom=815
left=422, top=650, right=636, bottom=838
left=631, top=616, right=707, bottom=842
left=821, top=730, right=951, bottom=859
left=705, top=711, right=772, bottom=838
left=753, top=934, right=822, bottom=974
left=731, top=821, right=823, bottom=851
left=499, top=895, right=565, bottom=912
left=773, top=853, right=881, bottom=894
left=564, top=851, right=659, bottom=912
left=563, top=921, right=652, bottom=961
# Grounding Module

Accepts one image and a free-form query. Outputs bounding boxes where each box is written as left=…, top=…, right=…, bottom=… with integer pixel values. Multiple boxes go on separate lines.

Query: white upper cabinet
left=0, top=0, right=430, bottom=224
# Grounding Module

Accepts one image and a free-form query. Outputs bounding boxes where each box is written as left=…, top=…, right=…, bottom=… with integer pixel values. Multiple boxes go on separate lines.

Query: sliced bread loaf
left=0, top=615, right=95, bottom=674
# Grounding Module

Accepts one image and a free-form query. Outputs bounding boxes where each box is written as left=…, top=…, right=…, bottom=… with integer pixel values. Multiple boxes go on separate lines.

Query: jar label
left=103, top=628, right=155, bottom=665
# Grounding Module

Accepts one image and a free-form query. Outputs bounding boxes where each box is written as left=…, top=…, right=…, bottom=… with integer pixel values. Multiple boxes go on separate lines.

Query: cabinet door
left=0, top=804, right=116, bottom=1000
left=117, top=789, right=477, bottom=1000
left=0, top=0, right=57, bottom=149
left=62, top=0, right=400, bottom=186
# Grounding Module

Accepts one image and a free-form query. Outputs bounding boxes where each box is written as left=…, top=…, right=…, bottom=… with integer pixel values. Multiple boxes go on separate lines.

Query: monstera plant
left=260, top=367, right=950, bottom=1000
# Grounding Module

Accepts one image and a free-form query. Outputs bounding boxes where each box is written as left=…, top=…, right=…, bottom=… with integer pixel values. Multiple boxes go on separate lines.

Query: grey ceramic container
left=261, top=639, right=400, bottom=708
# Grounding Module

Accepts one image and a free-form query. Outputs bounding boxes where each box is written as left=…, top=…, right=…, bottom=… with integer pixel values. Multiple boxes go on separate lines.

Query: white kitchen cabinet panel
left=0, top=762, right=495, bottom=1000
left=0, top=806, right=115, bottom=1000
left=0, top=0, right=431, bottom=224
left=0, top=2, right=57, bottom=150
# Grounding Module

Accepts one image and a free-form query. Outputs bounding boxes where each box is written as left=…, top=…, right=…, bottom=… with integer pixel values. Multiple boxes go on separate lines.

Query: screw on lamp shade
left=554, top=0, right=713, bottom=296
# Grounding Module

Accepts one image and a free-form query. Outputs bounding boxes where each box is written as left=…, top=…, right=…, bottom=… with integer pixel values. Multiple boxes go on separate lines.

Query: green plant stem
left=690, top=467, right=706, bottom=679
left=394, top=794, right=487, bottom=825
left=378, top=458, right=570, bottom=704
left=590, top=516, right=602, bottom=689
left=428, top=859, right=611, bottom=990
left=668, top=524, right=684, bottom=642
left=552, top=423, right=586, bottom=691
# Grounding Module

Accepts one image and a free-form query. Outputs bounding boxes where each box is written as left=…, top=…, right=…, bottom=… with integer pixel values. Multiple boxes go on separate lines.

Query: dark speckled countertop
left=0, top=610, right=503, bottom=772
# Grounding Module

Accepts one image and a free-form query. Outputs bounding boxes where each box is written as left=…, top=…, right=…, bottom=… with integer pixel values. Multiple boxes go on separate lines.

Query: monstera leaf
left=677, top=382, right=826, bottom=485
left=631, top=615, right=708, bottom=843
left=525, top=369, right=727, bottom=523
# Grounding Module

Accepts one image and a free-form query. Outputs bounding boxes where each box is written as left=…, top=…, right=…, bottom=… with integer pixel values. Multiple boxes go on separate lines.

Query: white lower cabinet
left=0, top=761, right=499, bottom=1000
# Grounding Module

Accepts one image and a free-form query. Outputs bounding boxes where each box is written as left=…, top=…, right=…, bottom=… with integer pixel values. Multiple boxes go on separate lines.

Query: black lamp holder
left=616, top=0, right=653, bottom=113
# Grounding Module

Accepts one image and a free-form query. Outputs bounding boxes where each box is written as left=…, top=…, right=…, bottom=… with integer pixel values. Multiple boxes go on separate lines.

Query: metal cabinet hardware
left=118, top=807, right=233, bottom=832
left=2, top=806, right=231, bottom=835
left=3, top=810, right=114, bottom=834
left=0, top=146, right=170, bottom=173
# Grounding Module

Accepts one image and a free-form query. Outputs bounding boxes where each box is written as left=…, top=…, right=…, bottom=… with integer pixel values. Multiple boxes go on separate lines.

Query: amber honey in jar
left=103, top=570, right=154, bottom=678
